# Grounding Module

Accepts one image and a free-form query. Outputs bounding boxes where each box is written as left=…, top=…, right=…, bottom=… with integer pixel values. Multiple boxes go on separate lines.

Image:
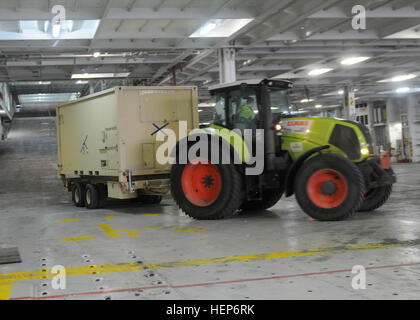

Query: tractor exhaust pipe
left=261, top=83, right=275, bottom=171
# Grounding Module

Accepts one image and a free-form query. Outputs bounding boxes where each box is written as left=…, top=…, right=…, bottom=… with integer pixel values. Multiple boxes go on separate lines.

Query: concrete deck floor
left=0, top=117, right=419, bottom=300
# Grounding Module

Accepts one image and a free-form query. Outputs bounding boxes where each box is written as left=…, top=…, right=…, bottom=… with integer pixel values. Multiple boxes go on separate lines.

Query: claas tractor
left=169, top=79, right=396, bottom=221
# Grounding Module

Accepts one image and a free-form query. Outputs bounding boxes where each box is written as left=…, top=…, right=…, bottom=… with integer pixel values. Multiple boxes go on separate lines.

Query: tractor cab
left=208, top=79, right=293, bottom=132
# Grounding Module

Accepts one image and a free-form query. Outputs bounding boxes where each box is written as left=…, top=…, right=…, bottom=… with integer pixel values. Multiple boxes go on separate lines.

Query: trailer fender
left=285, top=145, right=330, bottom=197
left=169, top=133, right=243, bottom=165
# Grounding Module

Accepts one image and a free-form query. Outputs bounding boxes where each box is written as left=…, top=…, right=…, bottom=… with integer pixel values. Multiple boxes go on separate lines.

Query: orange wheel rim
left=306, top=169, right=348, bottom=209
left=181, top=159, right=222, bottom=207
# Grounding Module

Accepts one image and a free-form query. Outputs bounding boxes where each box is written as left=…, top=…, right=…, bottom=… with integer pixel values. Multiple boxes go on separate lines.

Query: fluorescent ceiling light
left=340, top=57, right=370, bottom=65
left=38, top=81, right=51, bottom=85
left=308, top=68, right=333, bottom=76
left=378, top=74, right=417, bottom=83
left=76, top=80, right=89, bottom=84
left=391, top=74, right=417, bottom=82
left=396, top=87, right=410, bottom=93
left=300, top=98, right=314, bottom=103
left=71, top=73, right=130, bottom=79
left=338, top=90, right=344, bottom=94
left=18, top=93, right=78, bottom=104
left=189, top=18, right=254, bottom=38
left=52, top=23, right=61, bottom=38
left=315, top=104, right=323, bottom=108
left=0, top=20, right=100, bottom=40
left=200, top=22, right=217, bottom=35
left=0, top=110, right=6, bottom=115
left=93, top=52, right=101, bottom=58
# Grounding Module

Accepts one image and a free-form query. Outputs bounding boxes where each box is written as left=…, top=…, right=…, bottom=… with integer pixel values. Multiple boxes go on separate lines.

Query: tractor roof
left=209, top=78, right=293, bottom=92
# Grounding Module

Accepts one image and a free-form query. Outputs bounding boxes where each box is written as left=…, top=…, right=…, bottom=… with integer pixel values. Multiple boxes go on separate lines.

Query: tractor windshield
left=210, top=84, right=291, bottom=130
left=269, top=88, right=290, bottom=115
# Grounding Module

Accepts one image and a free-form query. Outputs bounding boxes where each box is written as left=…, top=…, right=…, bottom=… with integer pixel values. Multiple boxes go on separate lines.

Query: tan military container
left=56, top=86, right=198, bottom=203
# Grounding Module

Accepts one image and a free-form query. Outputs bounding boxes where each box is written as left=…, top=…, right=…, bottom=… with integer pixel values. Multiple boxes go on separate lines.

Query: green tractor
left=170, top=79, right=395, bottom=221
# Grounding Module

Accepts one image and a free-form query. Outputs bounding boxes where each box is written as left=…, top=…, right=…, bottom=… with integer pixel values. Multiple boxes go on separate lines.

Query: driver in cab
left=237, top=97, right=256, bottom=122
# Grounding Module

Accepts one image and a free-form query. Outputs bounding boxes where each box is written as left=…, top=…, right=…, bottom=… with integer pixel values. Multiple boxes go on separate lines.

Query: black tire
left=294, top=154, right=364, bottom=221
left=171, top=162, right=244, bottom=220
left=139, top=195, right=162, bottom=204
left=359, top=185, right=392, bottom=212
left=71, top=183, right=85, bottom=207
left=241, top=189, right=284, bottom=211
left=97, top=183, right=108, bottom=208
left=85, top=184, right=99, bottom=209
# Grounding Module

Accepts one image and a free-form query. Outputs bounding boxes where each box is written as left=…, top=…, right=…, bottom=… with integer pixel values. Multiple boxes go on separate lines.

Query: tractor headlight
left=361, top=147, right=369, bottom=155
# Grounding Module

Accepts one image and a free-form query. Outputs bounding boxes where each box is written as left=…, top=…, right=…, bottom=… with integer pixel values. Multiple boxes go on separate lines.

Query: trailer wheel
left=171, top=158, right=244, bottom=220
left=294, top=154, right=364, bottom=221
left=139, top=195, right=162, bottom=204
left=71, top=183, right=85, bottom=207
left=85, top=184, right=99, bottom=209
left=241, top=189, right=284, bottom=211
left=97, top=183, right=107, bottom=208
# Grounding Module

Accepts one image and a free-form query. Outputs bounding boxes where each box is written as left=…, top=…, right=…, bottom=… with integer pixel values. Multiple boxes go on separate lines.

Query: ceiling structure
left=1, top=0, right=420, bottom=110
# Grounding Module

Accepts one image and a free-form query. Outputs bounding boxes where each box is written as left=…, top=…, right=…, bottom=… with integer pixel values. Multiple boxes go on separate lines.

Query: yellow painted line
left=139, top=213, right=163, bottom=216
left=106, top=216, right=115, bottom=219
left=98, top=223, right=167, bottom=238
left=56, top=218, right=81, bottom=223
left=60, top=236, right=95, bottom=242
left=171, top=228, right=206, bottom=233
left=126, top=232, right=141, bottom=237
left=0, top=281, right=13, bottom=300
left=98, top=224, right=120, bottom=238
left=2, top=239, right=419, bottom=300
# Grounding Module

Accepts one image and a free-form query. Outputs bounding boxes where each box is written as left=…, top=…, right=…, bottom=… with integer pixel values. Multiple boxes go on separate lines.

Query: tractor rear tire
left=241, top=189, right=284, bottom=211
left=359, top=185, right=392, bottom=212
left=171, top=160, right=244, bottom=220
left=294, top=154, right=364, bottom=221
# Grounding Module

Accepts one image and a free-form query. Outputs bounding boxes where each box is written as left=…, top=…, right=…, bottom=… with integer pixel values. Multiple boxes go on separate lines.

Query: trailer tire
left=171, top=160, right=244, bottom=220
left=72, top=183, right=85, bottom=207
left=241, top=189, right=284, bottom=211
left=139, top=195, right=162, bottom=204
left=85, top=184, right=99, bottom=209
left=294, top=154, right=364, bottom=221
left=97, top=183, right=107, bottom=208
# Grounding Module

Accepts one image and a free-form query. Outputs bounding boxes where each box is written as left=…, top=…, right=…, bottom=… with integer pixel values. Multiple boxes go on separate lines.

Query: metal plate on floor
left=0, top=247, right=22, bottom=264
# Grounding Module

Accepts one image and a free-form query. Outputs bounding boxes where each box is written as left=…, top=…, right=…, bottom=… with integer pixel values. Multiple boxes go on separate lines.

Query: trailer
left=56, top=86, right=199, bottom=208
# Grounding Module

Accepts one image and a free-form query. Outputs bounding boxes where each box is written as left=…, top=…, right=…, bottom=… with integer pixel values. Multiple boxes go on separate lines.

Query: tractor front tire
left=359, top=185, right=392, bottom=212
left=171, top=160, right=244, bottom=220
left=294, top=154, right=364, bottom=221
left=241, top=189, right=284, bottom=211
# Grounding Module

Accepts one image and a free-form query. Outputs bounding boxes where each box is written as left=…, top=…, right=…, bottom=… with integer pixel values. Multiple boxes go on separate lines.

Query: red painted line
left=11, top=261, right=420, bottom=300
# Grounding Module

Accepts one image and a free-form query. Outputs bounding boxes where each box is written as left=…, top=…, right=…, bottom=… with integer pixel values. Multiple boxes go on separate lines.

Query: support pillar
left=218, top=48, right=236, bottom=84
left=342, top=86, right=356, bottom=120
left=407, top=94, right=420, bottom=162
